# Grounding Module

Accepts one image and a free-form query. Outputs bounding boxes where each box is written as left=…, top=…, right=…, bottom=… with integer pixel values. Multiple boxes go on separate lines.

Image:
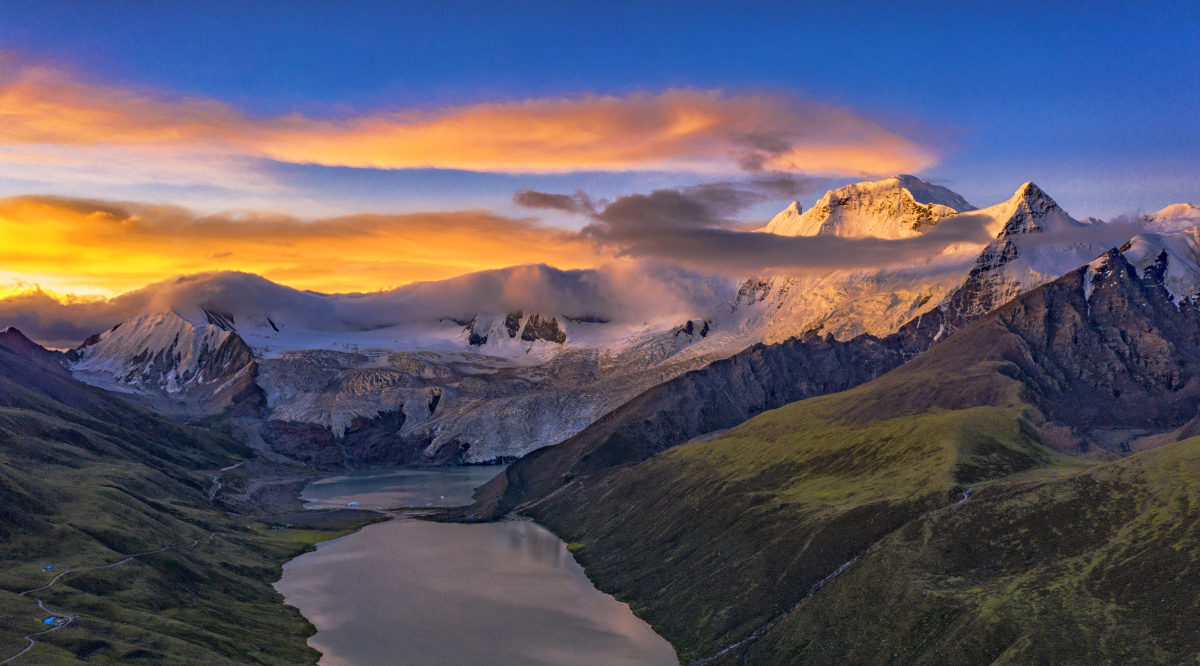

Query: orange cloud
left=0, top=53, right=937, bottom=177
left=0, top=195, right=606, bottom=296
left=256, top=91, right=938, bottom=175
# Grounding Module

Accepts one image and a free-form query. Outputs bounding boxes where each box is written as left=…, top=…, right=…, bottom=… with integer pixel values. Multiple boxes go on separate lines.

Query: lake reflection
left=276, top=469, right=679, bottom=666
left=300, top=465, right=504, bottom=510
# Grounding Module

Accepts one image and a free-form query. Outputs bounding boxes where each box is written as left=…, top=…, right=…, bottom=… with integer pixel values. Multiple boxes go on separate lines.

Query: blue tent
left=43, top=565, right=53, bottom=570
left=43, top=617, right=56, bottom=625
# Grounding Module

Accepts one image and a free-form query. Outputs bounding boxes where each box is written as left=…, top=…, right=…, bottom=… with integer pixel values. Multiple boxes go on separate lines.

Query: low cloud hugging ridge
left=515, top=180, right=997, bottom=275
left=0, top=263, right=733, bottom=349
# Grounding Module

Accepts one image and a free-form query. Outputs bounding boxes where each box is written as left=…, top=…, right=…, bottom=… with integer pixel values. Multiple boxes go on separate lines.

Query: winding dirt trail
left=0, top=539, right=202, bottom=664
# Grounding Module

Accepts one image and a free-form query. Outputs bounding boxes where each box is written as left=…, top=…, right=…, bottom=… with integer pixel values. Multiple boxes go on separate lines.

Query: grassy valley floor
left=0, top=336, right=383, bottom=664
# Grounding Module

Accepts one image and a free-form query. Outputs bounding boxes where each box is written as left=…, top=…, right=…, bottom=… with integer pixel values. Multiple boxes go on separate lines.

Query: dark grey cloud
left=747, top=174, right=816, bottom=198
left=574, top=186, right=1180, bottom=277
left=587, top=212, right=997, bottom=275
left=591, top=188, right=728, bottom=233
left=515, top=175, right=816, bottom=220
left=0, top=289, right=151, bottom=349
left=512, top=189, right=595, bottom=214
left=520, top=179, right=1002, bottom=276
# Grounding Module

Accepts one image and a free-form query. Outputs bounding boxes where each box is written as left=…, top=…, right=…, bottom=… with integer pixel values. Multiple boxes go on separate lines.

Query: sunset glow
left=0, top=196, right=605, bottom=296
left=0, top=2, right=1196, bottom=306
left=0, top=56, right=935, bottom=178
left=0, top=6, right=1199, bottom=663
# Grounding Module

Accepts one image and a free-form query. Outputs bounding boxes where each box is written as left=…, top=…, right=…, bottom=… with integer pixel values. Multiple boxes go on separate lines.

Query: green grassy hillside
left=738, top=435, right=1200, bottom=664
left=529, top=381, right=1064, bottom=660
left=523, top=252, right=1200, bottom=662
left=0, top=332, right=375, bottom=663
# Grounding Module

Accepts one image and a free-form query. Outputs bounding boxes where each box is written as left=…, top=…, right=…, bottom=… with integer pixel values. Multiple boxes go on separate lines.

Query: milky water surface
left=275, top=466, right=678, bottom=666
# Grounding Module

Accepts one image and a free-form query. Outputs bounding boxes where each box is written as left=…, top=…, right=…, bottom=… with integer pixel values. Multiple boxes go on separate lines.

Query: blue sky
left=0, top=0, right=1196, bottom=220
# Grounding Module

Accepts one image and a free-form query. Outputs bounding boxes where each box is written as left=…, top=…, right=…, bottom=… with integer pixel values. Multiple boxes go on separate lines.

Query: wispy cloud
left=0, top=52, right=938, bottom=183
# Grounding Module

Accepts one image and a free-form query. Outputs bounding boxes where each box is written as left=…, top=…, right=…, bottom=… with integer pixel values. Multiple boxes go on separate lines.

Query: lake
left=275, top=466, right=679, bottom=665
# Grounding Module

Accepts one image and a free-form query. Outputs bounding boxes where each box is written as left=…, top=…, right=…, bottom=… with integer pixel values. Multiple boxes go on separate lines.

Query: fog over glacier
left=1, top=178, right=1187, bottom=349
left=0, top=261, right=733, bottom=348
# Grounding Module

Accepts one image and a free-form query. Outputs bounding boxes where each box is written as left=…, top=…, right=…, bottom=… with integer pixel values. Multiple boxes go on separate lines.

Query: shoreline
left=270, top=464, right=680, bottom=666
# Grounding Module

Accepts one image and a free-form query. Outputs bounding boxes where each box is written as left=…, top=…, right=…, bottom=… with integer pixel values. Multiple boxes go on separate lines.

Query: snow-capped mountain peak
left=762, top=201, right=803, bottom=233
left=761, top=174, right=975, bottom=239
left=1143, top=203, right=1200, bottom=233
left=70, top=310, right=257, bottom=405
left=1096, top=227, right=1200, bottom=304
left=975, top=180, right=1084, bottom=238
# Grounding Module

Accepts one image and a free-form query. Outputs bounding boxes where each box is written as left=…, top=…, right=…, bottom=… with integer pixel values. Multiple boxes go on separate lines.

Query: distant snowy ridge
left=734, top=179, right=1114, bottom=344
left=1083, top=226, right=1200, bottom=305
left=1143, top=203, right=1200, bottom=233
left=44, top=173, right=1200, bottom=466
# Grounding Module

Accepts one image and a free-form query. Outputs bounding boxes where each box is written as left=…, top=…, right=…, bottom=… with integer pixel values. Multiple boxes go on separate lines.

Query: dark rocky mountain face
left=464, top=311, right=568, bottom=346
left=0, top=327, right=68, bottom=372
left=465, top=315, right=488, bottom=345
left=459, top=254, right=1008, bottom=519
left=672, top=319, right=710, bottom=339
left=194, top=332, right=264, bottom=417
left=520, top=314, right=566, bottom=343
left=491, top=247, right=1200, bottom=663
left=261, top=419, right=344, bottom=469
left=936, top=238, right=1021, bottom=330
left=979, top=248, right=1200, bottom=451
left=460, top=185, right=1107, bottom=519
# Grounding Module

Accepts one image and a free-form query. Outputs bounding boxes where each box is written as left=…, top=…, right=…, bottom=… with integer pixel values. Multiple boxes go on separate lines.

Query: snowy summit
left=760, top=174, right=976, bottom=239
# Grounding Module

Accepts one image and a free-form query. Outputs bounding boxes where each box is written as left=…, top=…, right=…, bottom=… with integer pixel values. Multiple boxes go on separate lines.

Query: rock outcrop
left=68, top=311, right=264, bottom=417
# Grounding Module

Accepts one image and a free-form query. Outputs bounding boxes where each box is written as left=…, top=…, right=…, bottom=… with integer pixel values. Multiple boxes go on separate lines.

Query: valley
left=3, top=175, right=1200, bottom=663
left=498, top=241, right=1200, bottom=661
left=4, top=7, right=1198, bottom=664
left=0, top=328, right=380, bottom=663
